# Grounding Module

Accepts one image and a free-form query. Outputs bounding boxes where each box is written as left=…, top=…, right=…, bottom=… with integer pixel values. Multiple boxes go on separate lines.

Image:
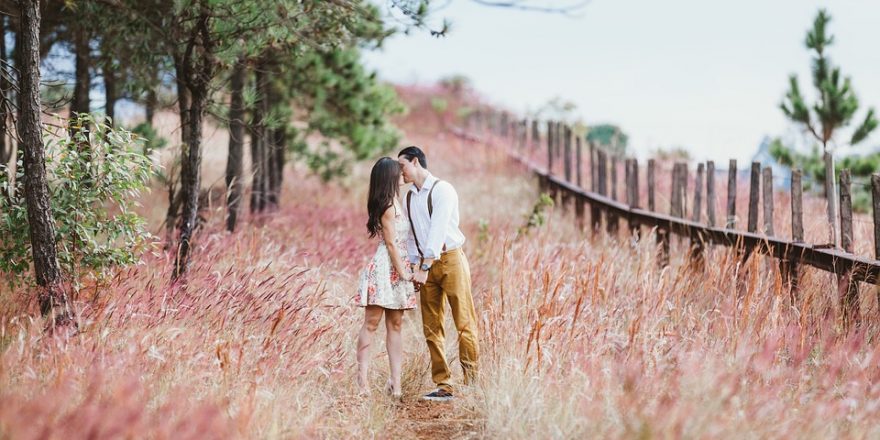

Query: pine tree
left=780, top=9, right=878, bottom=246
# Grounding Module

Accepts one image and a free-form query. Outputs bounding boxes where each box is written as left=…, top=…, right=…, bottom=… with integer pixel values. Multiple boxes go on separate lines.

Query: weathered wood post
left=575, top=136, right=585, bottom=229
left=783, top=169, right=804, bottom=296
left=727, top=159, right=737, bottom=229
left=690, top=163, right=705, bottom=267
left=647, top=159, right=656, bottom=211
left=748, top=162, right=760, bottom=234
left=763, top=167, right=774, bottom=236
left=562, top=125, right=573, bottom=208
left=576, top=135, right=583, bottom=188
left=590, top=143, right=601, bottom=233
left=671, top=163, right=685, bottom=219
left=839, top=169, right=859, bottom=329
left=532, top=119, right=540, bottom=151
left=626, top=158, right=641, bottom=238
left=564, top=125, right=572, bottom=183
left=597, top=150, right=608, bottom=197
left=872, top=173, right=880, bottom=315
left=707, top=161, right=717, bottom=227
left=542, top=120, right=553, bottom=196
left=607, top=155, right=619, bottom=234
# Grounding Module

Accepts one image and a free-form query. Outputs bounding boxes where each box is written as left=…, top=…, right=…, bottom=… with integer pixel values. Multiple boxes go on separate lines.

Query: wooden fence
left=459, top=110, right=880, bottom=325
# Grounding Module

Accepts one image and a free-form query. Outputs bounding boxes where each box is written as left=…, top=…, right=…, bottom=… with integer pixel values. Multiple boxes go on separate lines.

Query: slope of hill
left=2, top=88, right=880, bottom=439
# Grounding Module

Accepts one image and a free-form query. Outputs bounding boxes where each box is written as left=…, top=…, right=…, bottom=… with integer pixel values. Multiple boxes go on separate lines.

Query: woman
left=356, top=157, right=417, bottom=399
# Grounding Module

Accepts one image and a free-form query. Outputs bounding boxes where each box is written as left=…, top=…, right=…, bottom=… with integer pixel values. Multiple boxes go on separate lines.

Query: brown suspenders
left=406, top=180, right=444, bottom=260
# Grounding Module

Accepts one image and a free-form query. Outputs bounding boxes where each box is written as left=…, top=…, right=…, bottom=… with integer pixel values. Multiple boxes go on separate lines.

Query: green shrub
left=0, top=114, right=155, bottom=289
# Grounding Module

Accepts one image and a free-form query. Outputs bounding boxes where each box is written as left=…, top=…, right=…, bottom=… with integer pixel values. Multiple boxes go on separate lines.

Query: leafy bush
left=130, top=121, right=168, bottom=156
left=0, top=114, right=155, bottom=288
left=769, top=137, right=879, bottom=213
left=517, top=193, right=555, bottom=237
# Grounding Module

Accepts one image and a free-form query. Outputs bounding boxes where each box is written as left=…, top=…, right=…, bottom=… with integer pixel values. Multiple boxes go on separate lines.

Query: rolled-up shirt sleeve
left=404, top=196, right=420, bottom=264
left=424, top=182, right=456, bottom=260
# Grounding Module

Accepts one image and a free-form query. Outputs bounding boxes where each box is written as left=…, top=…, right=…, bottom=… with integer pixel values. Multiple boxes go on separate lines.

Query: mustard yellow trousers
left=420, top=248, right=479, bottom=391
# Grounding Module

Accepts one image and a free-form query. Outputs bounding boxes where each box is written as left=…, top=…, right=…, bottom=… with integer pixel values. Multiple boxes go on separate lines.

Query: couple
left=355, top=146, right=479, bottom=402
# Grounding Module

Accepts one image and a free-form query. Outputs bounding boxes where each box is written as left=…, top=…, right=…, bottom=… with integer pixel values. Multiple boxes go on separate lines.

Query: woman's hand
left=397, top=267, right=413, bottom=282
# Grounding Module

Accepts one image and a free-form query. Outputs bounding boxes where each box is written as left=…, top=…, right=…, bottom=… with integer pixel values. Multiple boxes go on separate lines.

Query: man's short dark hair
left=398, top=146, right=427, bottom=169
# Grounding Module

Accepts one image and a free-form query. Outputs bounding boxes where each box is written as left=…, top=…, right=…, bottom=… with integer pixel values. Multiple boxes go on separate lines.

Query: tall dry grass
left=2, top=95, right=880, bottom=438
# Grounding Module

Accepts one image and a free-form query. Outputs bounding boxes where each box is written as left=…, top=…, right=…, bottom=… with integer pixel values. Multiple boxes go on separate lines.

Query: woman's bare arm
left=381, top=206, right=412, bottom=281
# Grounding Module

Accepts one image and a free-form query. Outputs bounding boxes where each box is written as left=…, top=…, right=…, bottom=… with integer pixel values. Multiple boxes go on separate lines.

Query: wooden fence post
left=784, top=169, right=804, bottom=296
left=647, top=159, right=656, bottom=212
left=839, top=169, right=859, bottom=329
left=590, top=142, right=597, bottom=192
left=607, top=155, right=619, bottom=234
left=575, top=137, right=585, bottom=230
left=590, top=144, right=601, bottom=233
left=671, top=163, right=685, bottom=219
left=532, top=119, right=540, bottom=151
left=627, top=158, right=641, bottom=238
left=748, top=162, right=760, bottom=233
left=727, top=159, right=737, bottom=229
left=690, top=163, right=705, bottom=267
left=872, top=173, right=880, bottom=314
left=576, top=136, right=583, bottom=188
left=546, top=121, right=554, bottom=176
left=597, top=150, right=608, bottom=235
left=562, top=126, right=572, bottom=208
left=564, top=125, right=572, bottom=183
left=693, top=163, right=704, bottom=223
left=762, top=167, right=774, bottom=236
left=707, top=161, right=716, bottom=227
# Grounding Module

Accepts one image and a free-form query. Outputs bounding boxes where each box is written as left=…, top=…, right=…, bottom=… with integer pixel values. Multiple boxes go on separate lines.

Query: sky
left=362, top=0, right=880, bottom=163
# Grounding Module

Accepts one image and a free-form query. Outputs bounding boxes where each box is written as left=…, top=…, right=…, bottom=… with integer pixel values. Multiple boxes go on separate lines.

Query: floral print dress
left=357, top=204, right=417, bottom=310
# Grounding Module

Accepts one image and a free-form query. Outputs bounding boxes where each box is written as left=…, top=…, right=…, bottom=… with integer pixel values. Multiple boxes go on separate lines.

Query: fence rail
left=453, top=113, right=880, bottom=323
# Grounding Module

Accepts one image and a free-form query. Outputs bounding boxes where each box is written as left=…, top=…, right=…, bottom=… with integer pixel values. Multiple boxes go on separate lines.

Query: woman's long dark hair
left=367, top=157, right=401, bottom=238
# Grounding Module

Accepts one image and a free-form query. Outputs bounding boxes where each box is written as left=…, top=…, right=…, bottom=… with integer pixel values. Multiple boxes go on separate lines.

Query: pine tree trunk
left=163, top=66, right=191, bottom=251
left=71, top=25, right=90, bottom=118
left=271, top=126, right=285, bottom=205
left=266, top=73, right=280, bottom=210
left=172, top=81, right=206, bottom=279
left=225, top=58, right=246, bottom=232
left=823, top=150, right=839, bottom=246
left=171, top=3, right=215, bottom=280
left=144, top=66, right=158, bottom=126
left=145, top=88, right=157, bottom=126
left=19, top=0, right=66, bottom=317
left=250, top=63, right=268, bottom=214
left=102, top=62, right=117, bottom=125
left=0, top=16, right=9, bottom=166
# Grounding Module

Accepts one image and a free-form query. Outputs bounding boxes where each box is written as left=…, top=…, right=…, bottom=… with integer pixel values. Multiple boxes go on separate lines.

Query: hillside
left=2, top=88, right=880, bottom=439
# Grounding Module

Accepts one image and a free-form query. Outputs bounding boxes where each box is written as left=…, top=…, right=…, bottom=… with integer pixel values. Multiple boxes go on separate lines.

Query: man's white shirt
left=404, top=173, right=466, bottom=264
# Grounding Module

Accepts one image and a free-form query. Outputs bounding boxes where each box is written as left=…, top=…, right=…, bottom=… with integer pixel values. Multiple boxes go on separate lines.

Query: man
left=398, top=145, right=479, bottom=402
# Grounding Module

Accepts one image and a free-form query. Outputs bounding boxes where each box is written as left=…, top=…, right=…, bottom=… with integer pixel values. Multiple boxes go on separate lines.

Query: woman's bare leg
left=385, top=309, right=405, bottom=395
left=356, top=306, right=385, bottom=394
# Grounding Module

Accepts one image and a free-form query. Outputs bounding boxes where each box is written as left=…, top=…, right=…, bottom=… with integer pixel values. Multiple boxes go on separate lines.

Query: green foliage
left=535, top=96, right=580, bottom=124
left=780, top=9, right=877, bottom=149
left=652, top=147, right=692, bottom=161
left=518, top=193, right=555, bottom=237
left=0, top=114, right=155, bottom=288
left=40, top=82, right=73, bottom=110
left=287, top=47, right=405, bottom=180
left=430, top=97, right=449, bottom=115
left=586, top=124, right=629, bottom=155
left=768, top=137, right=878, bottom=212
left=130, top=122, right=168, bottom=156
left=439, top=74, right=472, bottom=97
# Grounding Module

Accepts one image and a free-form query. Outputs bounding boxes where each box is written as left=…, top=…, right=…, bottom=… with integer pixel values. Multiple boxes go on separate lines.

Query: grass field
left=2, top=91, right=880, bottom=439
